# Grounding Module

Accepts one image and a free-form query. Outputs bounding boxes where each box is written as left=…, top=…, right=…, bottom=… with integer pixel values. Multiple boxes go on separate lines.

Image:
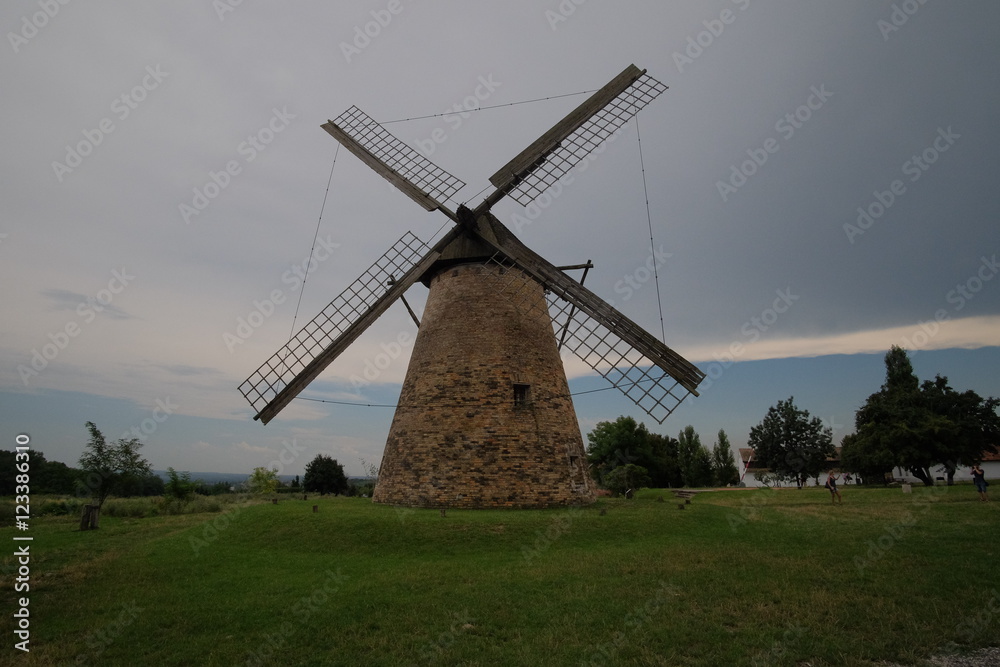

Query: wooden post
left=313, top=505, right=318, bottom=513
left=79, top=504, right=100, bottom=530
left=272, top=498, right=278, bottom=505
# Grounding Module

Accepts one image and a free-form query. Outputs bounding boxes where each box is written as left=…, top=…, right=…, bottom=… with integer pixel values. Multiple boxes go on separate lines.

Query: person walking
left=971, top=464, right=989, bottom=502
left=825, top=470, right=842, bottom=504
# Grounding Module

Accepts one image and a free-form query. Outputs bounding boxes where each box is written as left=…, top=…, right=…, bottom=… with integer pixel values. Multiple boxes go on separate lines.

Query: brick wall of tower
left=373, top=262, right=596, bottom=509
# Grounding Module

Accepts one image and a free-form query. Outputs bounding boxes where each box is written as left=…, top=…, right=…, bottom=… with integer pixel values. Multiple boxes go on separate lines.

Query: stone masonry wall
left=373, top=262, right=596, bottom=508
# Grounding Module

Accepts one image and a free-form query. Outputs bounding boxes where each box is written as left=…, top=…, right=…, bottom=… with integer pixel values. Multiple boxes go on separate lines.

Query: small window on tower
left=513, top=383, right=531, bottom=407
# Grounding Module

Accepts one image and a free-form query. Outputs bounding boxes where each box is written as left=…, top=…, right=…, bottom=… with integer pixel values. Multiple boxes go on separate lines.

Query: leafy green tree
left=648, top=432, right=683, bottom=488
left=78, top=422, right=152, bottom=509
left=165, top=468, right=195, bottom=501
left=677, top=426, right=703, bottom=487
left=919, top=375, right=1000, bottom=483
left=303, top=454, right=349, bottom=496
left=246, top=467, right=279, bottom=495
left=748, top=398, right=834, bottom=486
left=586, top=416, right=648, bottom=486
left=712, top=430, right=740, bottom=487
left=0, top=450, right=81, bottom=495
left=602, top=464, right=652, bottom=498
left=842, top=347, right=1000, bottom=485
left=586, top=416, right=684, bottom=488
left=688, top=445, right=715, bottom=487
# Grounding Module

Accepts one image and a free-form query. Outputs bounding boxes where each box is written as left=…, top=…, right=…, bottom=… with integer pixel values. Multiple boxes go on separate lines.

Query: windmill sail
left=322, top=106, right=465, bottom=212
left=484, top=64, right=667, bottom=209
left=239, top=229, right=460, bottom=424
left=470, top=212, right=704, bottom=424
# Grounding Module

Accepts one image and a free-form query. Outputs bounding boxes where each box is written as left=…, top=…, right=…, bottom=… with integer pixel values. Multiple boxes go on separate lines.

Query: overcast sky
left=2, top=1, right=998, bottom=477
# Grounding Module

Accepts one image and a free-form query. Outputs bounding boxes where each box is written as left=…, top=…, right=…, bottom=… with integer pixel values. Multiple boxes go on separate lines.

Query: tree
left=246, top=467, right=279, bottom=495
left=647, top=432, right=683, bottom=488
left=712, top=430, right=740, bottom=487
left=842, top=347, right=1000, bottom=485
left=586, top=416, right=649, bottom=486
left=165, top=468, right=195, bottom=501
left=602, top=464, right=651, bottom=498
left=677, top=426, right=703, bottom=487
left=688, top=444, right=715, bottom=487
left=919, top=375, right=1000, bottom=483
left=303, top=454, right=349, bottom=495
left=0, top=450, right=80, bottom=495
left=586, top=416, right=683, bottom=488
left=748, top=398, right=835, bottom=486
left=78, top=422, right=152, bottom=510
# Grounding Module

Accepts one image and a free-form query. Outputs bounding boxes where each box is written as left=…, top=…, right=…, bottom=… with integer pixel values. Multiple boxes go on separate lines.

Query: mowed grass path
left=2, top=486, right=998, bottom=666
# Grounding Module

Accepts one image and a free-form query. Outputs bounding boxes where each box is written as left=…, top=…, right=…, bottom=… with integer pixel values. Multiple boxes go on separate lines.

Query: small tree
left=748, top=398, right=835, bottom=486
left=304, top=454, right=349, bottom=496
left=78, top=422, right=152, bottom=514
left=712, top=430, right=740, bottom=486
left=165, top=468, right=195, bottom=501
left=246, top=467, right=279, bottom=495
left=602, top=464, right=651, bottom=498
left=677, top=426, right=704, bottom=487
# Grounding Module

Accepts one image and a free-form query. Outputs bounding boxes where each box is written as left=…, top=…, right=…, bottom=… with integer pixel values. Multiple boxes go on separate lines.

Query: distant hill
left=152, top=471, right=371, bottom=485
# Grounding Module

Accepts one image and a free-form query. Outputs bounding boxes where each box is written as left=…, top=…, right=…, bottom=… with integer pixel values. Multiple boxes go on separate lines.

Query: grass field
left=2, top=485, right=998, bottom=666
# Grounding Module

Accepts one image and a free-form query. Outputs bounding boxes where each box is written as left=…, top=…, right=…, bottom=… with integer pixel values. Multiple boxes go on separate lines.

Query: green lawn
left=2, top=486, right=998, bottom=666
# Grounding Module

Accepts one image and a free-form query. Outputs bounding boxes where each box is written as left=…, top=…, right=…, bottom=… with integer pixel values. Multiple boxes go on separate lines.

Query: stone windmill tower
left=239, top=65, right=705, bottom=509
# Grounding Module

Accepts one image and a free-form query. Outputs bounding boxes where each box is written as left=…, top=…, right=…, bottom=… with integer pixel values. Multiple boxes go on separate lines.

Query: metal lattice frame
left=239, top=232, right=429, bottom=415
left=503, top=73, right=667, bottom=207
left=484, top=253, right=693, bottom=424
left=331, top=106, right=466, bottom=206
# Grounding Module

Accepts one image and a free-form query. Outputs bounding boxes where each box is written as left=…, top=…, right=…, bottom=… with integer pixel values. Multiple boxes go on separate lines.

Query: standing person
left=825, top=470, right=842, bottom=504
left=971, top=464, right=990, bottom=502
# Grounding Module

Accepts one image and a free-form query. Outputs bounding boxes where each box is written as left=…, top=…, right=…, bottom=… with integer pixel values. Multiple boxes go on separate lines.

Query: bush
left=602, top=464, right=652, bottom=498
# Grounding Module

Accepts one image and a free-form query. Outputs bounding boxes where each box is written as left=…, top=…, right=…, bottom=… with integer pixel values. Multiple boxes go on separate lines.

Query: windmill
left=239, top=64, right=706, bottom=509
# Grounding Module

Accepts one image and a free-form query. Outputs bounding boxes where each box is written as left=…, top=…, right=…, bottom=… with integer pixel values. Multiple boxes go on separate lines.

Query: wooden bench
left=670, top=489, right=698, bottom=508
